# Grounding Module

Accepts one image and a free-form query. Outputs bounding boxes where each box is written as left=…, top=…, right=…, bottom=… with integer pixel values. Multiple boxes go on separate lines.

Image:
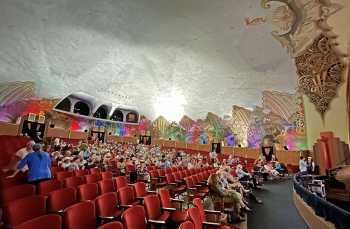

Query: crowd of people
left=3, top=138, right=301, bottom=225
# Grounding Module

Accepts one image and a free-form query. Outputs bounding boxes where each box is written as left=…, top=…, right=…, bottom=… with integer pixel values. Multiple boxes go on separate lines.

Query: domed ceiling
left=0, top=0, right=297, bottom=121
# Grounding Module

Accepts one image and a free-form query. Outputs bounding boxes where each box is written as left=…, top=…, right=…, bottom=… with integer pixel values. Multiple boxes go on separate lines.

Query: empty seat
left=65, top=176, right=85, bottom=189
left=179, top=221, right=195, bottom=229
left=48, top=188, right=77, bottom=213
left=78, top=183, right=99, bottom=201
left=13, top=214, right=61, bottom=229
left=95, top=192, right=122, bottom=221
left=74, top=169, right=89, bottom=177
left=118, top=186, right=139, bottom=208
left=4, top=195, right=47, bottom=227
left=90, top=167, right=101, bottom=175
left=98, top=179, right=115, bottom=194
left=85, top=174, right=100, bottom=184
left=63, top=201, right=96, bottom=229
left=56, top=171, right=74, bottom=181
left=97, top=221, right=124, bottom=229
left=114, top=176, right=128, bottom=190
left=102, top=171, right=113, bottom=180
left=159, top=188, right=187, bottom=223
left=122, top=205, right=147, bottom=229
left=38, top=179, right=63, bottom=195
left=1, top=184, right=36, bottom=205
left=143, top=195, right=169, bottom=225
left=133, top=182, right=156, bottom=200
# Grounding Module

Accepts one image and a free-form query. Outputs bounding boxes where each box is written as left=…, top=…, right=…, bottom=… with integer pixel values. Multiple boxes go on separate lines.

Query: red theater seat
left=1, top=184, right=36, bottom=205
left=95, top=192, right=123, bottom=221
left=98, top=221, right=124, bottom=229
left=56, top=171, right=74, bottom=181
left=90, top=167, right=101, bottom=175
left=98, top=179, right=115, bottom=194
left=48, top=188, right=77, bottom=213
left=102, top=171, right=113, bottom=180
left=114, top=176, right=128, bottom=190
left=85, top=174, right=100, bottom=184
left=143, top=195, right=169, bottom=225
left=78, top=183, right=99, bottom=201
left=75, top=169, right=89, bottom=177
left=13, top=214, right=61, bottom=229
left=179, top=221, right=195, bottom=229
left=122, top=205, right=147, bottom=229
left=64, top=176, right=85, bottom=189
left=38, top=179, right=63, bottom=195
left=159, top=188, right=186, bottom=223
left=4, top=195, right=47, bottom=227
left=63, top=201, right=96, bottom=229
left=133, top=182, right=156, bottom=200
left=118, top=186, right=139, bottom=209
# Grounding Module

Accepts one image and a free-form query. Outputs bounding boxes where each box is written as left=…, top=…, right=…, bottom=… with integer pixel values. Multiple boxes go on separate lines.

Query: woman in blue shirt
left=17, top=143, right=52, bottom=184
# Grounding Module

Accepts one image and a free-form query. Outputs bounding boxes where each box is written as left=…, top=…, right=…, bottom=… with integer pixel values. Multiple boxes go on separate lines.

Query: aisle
left=247, top=179, right=308, bottom=229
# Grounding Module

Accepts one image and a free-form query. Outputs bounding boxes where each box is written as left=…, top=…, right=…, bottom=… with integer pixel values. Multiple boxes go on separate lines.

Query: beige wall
left=304, top=0, right=350, bottom=149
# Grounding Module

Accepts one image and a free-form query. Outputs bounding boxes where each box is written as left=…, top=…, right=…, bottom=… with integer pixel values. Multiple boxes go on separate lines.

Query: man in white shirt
left=6, top=141, right=35, bottom=178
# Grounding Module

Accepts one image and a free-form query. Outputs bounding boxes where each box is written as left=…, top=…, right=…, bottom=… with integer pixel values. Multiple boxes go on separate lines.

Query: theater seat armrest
left=195, top=184, right=202, bottom=188
left=120, top=204, right=133, bottom=208
left=203, top=221, right=221, bottom=227
left=171, top=198, right=184, bottom=203
left=97, top=216, right=117, bottom=220
left=188, top=187, right=197, bottom=191
left=169, top=182, right=177, bottom=185
left=147, top=190, right=157, bottom=194
left=136, top=197, right=144, bottom=200
left=162, top=207, right=177, bottom=212
left=204, top=210, right=221, bottom=215
left=148, top=219, right=167, bottom=224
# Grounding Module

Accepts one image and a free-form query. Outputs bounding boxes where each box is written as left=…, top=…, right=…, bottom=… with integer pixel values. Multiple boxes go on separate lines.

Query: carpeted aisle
left=247, top=178, right=309, bottom=229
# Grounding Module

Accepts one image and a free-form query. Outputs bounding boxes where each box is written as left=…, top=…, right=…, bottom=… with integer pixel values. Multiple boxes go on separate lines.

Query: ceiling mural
left=0, top=0, right=298, bottom=121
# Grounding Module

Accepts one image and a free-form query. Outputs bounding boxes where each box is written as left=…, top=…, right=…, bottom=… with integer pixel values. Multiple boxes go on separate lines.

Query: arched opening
left=55, top=98, right=71, bottom=112
left=73, top=101, right=90, bottom=116
left=93, top=105, right=108, bottom=119
left=126, top=111, right=138, bottom=123
left=110, top=109, right=124, bottom=122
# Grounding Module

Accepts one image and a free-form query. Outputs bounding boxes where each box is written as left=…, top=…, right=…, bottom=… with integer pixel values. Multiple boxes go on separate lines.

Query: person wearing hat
left=16, top=143, right=52, bottom=184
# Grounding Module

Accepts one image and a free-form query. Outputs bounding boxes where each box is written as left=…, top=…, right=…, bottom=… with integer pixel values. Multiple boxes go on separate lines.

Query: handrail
left=293, top=174, right=350, bottom=229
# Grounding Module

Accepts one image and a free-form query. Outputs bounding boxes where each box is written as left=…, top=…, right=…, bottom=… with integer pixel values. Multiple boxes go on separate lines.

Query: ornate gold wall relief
left=295, top=34, right=345, bottom=115
left=261, top=0, right=345, bottom=117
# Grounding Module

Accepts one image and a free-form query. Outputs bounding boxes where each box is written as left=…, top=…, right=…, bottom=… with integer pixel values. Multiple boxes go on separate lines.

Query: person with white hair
left=6, top=140, right=35, bottom=178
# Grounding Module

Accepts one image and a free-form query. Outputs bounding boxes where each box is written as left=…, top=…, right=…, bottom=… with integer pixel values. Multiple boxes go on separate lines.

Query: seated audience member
left=236, top=164, right=259, bottom=189
left=208, top=173, right=249, bottom=223
left=306, top=156, right=315, bottom=174
left=11, top=143, right=52, bottom=184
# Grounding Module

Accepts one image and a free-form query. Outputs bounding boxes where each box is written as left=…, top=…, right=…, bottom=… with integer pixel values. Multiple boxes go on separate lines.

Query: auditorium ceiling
left=0, top=0, right=297, bottom=121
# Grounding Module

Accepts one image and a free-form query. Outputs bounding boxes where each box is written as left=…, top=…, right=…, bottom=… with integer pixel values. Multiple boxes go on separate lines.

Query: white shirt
left=299, top=159, right=307, bottom=172
left=16, top=148, right=32, bottom=171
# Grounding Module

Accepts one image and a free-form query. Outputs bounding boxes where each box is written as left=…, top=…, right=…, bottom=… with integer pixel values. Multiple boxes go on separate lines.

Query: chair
left=38, top=179, right=63, bottom=195
left=118, top=186, right=139, bottom=209
left=13, top=214, right=61, bottom=229
left=122, top=205, right=147, bottom=229
left=97, top=221, right=124, bottom=229
left=159, top=188, right=187, bottom=223
left=75, top=169, right=89, bottom=177
left=114, top=176, right=128, bottom=190
left=193, top=198, right=221, bottom=224
left=63, top=201, right=96, bottom=229
left=143, top=195, right=169, bottom=226
left=65, top=176, right=85, bottom=189
left=78, top=183, right=99, bottom=201
left=133, top=182, right=156, bottom=200
left=99, top=179, right=115, bottom=194
left=48, top=188, right=77, bottom=213
left=187, top=207, right=229, bottom=229
left=4, top=195, right=47, bottom=227
left=102, top=171, right=113, bottom=180
left=95, top=192, right=123, bottom=222
left=90, top=167, right=101, bottom=175
left=85, top=174, right=100, bottom=184
left=179, top=221, right=195, bottom=229
left=56, top=171, right=74, bottom=181
left=1, top=184, right=36, bottom=205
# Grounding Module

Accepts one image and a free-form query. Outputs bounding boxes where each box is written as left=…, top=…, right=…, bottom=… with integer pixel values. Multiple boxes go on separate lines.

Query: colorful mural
left=0, top=81, right=307, bottom=150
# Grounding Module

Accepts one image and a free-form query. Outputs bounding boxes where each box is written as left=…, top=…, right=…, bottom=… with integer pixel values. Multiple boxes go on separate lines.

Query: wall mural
left=258, top=0, right=345, bottom=117
left=0, top=81, right=307, bottom=150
